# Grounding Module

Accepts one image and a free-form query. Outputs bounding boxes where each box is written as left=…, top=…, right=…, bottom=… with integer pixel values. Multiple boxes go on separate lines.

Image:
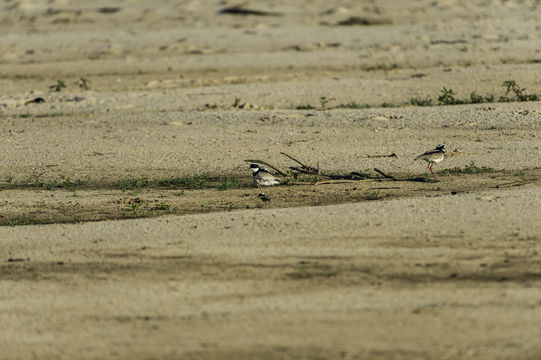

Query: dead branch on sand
left=280, top=152, right=319, bottom=174
left=374, top=168, right=437, bottom=183
left=247, top=154, right=436, bottom=185
left=366, top=153, right=398, bottom=158
left=315, top=179, right=375, bottom=185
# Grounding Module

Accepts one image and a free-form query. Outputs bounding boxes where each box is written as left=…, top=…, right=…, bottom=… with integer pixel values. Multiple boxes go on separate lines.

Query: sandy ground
left=1, top=0, right=541, bottom=359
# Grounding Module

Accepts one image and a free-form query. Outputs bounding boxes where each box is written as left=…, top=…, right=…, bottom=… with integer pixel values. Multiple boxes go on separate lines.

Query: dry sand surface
left=1, top=0, right=541, bottom=359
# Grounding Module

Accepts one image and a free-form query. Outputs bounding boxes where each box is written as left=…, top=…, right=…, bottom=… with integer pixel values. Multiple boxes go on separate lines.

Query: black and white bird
left=258, top=192, right=271, bottom=202
left=250, top=163, right=281, bottom=187
left=414, top=144, right=445, bottom=176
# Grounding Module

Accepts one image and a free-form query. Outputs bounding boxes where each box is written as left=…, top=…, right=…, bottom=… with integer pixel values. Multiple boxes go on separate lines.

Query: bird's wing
left=259, top=171, right=281, bottom=182
left=414, top=148, right=440, bottom=160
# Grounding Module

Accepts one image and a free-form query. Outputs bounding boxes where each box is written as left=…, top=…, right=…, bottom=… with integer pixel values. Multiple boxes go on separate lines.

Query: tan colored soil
left=1, top=1, right=541, bottom=359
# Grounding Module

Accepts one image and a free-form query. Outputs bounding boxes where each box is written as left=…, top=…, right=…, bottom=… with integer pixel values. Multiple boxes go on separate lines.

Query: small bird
left=250, top=163, right=281, bottom=187
left=414, top=144, right=445, bottom=176
left=258, top=193, right=270, bottom=202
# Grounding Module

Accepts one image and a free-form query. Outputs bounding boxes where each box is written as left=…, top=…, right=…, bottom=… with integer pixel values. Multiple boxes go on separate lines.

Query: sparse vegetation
left=217, top=175, right=241, bottom=190
left=296, top=104, right=316, bottom=110
left=4, top=176, right=88, bottom=191
left=405, top=81, right=540, bottom=108
left=410, top=97, right=433, bottom=106
left=469, top=91, right=494, bottom=104
left=320, top=96, right=329, bottom=110
left=438, top=161, right=494, bottom=175
left=159, top=174, right=207, bottom=189
left=437, top=87, right=466, bottom=105
left=8, top=214, right=37, bottom=226
left=130, top=203, right=140, bottom=215
left=49, top=80, right=66, bottom=92
left=336, top=102, right=370, bottom=109
left=501, top=80, right=539, bottom=102
left=79, top=77, right=91, bottom=90
left=69, top=202, right=81, bottom=211
left=117, top=178, right=155, bottom=192
left=300, top=80, right=538, bottom=110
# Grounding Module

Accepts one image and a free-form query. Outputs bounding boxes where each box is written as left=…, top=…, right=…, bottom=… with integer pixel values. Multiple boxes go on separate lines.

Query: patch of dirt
left=1, top=169, right=539, bottom=226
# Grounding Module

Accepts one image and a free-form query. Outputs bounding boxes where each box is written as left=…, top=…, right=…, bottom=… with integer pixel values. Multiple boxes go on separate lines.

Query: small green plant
left=320, top=96, right=329, bottom=110
left=49, top=80, right=66, bottom=92
left=410, top=97, right=433, bottom=106
left=79, top=77, right=91, bottom=90
left=380, top=102, right=394, bottom=108
left=32, top=178, right=45, bottom=188
left=501, top=80, right=539, bottom=102
left=69, top=202, right=81, bottom=211
left=8, top=214, right=36, bottom=226
left=217, top=175, right=241, bottom=190
left=130, top=203, right=140, bottom=215
left=62, top=177, right=76, bottom=191
left=438, top=87, right=465, bottom=105
left=296, top=104, right=316, bottom=110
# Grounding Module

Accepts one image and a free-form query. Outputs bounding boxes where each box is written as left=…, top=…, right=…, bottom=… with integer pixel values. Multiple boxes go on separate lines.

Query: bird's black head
left=436, top=144, right=445, bottom=152
left=250, top=163, right=260, bottom=174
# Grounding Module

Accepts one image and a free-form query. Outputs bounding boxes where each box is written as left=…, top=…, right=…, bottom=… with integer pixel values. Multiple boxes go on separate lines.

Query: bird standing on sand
left=414, top=144, right=445, bottom=176
left=250, top=163, right=281, bottom=187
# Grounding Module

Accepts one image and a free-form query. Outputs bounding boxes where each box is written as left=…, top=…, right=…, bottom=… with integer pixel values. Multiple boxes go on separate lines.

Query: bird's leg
left=429, top=164, right=435, bottom=177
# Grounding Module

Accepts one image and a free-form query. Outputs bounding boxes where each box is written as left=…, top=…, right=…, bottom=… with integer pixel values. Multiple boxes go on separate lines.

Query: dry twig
left=280, top=152, right=319, bottom=174
left=374, top=168, right=437, bottom=183
left=374, top=168, right=397, bottom=180
left=366, top=153, right=397, bottom=158
left=315, top=179, right=374, bottom=185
